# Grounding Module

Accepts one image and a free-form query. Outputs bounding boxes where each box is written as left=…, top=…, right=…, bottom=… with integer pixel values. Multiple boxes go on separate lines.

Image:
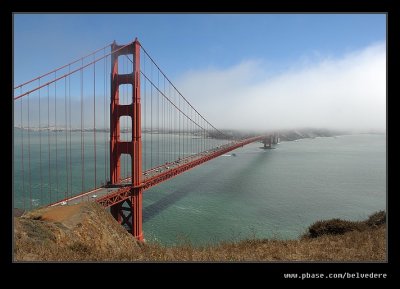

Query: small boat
left=232, top=153, right=237, bottom=157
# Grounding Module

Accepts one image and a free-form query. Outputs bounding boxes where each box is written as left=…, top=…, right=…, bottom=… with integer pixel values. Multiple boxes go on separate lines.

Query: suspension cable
left=14, top=43, right=112, bottom=90
left=138, top=44, right=230, bottom=139
left=14, top=42, right=133, bottom=100
left=64, top=75, right=68, bottom=201
left=27, top=92, right=32, bottom=208
left=20, top=93, right=25, bottom=210
left=81, top=59, right=85, bottom=199
left=39, top=79, right=43, bottom=204
left=47, top=85, right=51, bottom=203
left=55, top=72, right=59, bottom=197
left=93, top=55, right=97, bottom=188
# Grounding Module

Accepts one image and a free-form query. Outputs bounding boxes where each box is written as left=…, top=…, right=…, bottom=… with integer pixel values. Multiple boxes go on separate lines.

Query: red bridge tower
left=109, top=39, right=143, bottom=241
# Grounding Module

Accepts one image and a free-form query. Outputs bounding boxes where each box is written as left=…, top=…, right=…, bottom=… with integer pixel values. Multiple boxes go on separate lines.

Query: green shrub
left=306, top=211, right=386, bottom=238
left=308, top=219, right=363, bottom=238
left=366, top=211, right=386, bottom=227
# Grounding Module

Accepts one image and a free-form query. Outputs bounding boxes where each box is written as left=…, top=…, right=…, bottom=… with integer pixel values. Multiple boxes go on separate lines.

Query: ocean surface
left=13, top=132, right=386, bottom=246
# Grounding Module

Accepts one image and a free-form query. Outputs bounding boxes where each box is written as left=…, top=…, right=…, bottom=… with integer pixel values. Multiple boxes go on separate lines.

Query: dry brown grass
left=14, top=204, right=386, bottom=262
left=132, top=226, right=385, bottom=261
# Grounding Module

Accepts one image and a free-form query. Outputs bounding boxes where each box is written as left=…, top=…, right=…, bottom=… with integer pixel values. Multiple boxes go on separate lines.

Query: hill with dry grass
left=14, top=202, right=386, bottom=262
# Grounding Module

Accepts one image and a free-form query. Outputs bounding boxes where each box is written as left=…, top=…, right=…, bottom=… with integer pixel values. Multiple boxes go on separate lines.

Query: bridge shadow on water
left=143, top=170, right=217, bottom=222
left=143, top=147, right=273, bottom=223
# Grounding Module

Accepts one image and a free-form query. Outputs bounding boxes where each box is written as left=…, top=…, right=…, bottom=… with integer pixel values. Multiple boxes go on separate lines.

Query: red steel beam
left=131, top=39, right=144, bottom=241
left=48, top=135, right=265, bottom=209
left=95, top=136, right=264, bottom=208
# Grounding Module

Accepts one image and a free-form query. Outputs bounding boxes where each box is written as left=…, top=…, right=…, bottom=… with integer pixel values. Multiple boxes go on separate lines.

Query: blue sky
left=14, top=14, right=386, bottom=131
left=14, top=14, right=385, bottom=83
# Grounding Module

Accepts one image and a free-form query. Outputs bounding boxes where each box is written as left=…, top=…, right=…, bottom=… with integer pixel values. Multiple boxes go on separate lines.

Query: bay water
left=13, top=132, right=386, bottom=246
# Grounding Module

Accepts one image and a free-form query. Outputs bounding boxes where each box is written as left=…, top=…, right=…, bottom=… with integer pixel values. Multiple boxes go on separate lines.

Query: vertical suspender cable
left=167, top=85, right=170, bottom=161
left=204, top=119, right=206, bottom=152
left=47, top=85, right=51, bottom=203
left=150, top=63, right=153, bottom=169
left=196, top=114, right=198, bottom=152
left=163, top=77, right=166, bottom=164
left=174, top=90, right=177, bottom=159
left=172, top=89, right=175, bottom=161
left=123, top=58, right=127, bottom=178
left=126, top=57, right=129, bottom=178
left=169, top=83, right=172, bottom=162
left=65, top=76, right=68, bottom=201
left=195, top=112, right=197, bottom=154
left=27, top=92, right=32, bottom=209
left=203, top=118, right=205, bottom=152
left=161, top=77, right=169, bottom=163
left=178, top=88, right=182, bottom=158
left=183, top=96, right=185, bottom=158
left=193, top=111, right=195, bottom=154
left=143, top=54, right=146, bottom=171
left=104, top=51, right=107, bottom=183
left=93, top=56, right=97, bottom=188
left=157, top=70, right=161, bottom=166
left=55, top=72, right=59, bottom=197
left=126, top=56, right=129, bottom=179
left=104, top=55, right=109, bottom=182
left=190, top=109, right=196, bottom=155
left=20, top=95, right=25, bottom=210
left=81, top=60, right=84, bottom=198
left=39, top=79, right=43, bottom=204
left=167, top=84, right=173, bottom=161
left=68, top=65, right=72, bottom=200
left=165, top=82, right=168, bottom=163
left=20, top=93, right=25, bottom=210
left=122, top=57, right=126, bottom=179
left=54, top=72, right=59, bottom=199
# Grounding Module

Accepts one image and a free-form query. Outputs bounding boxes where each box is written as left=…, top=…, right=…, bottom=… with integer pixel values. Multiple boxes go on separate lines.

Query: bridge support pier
left=263, top=137, right=272, bottom=149
left=109, top=193, right=143, bottom=241
left=110, top=202, right=122, bottom=223
left=262, top=132, right=279, bottom=149
left=131, top=188, right=143, bottom=240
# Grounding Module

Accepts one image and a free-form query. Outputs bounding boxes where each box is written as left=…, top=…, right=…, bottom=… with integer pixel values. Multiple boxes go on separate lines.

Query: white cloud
left=176, top=42, right=386, bottom=132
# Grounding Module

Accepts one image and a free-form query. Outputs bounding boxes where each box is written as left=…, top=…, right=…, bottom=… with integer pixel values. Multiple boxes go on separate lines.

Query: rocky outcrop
left=14, top=202, right=139, bottom=261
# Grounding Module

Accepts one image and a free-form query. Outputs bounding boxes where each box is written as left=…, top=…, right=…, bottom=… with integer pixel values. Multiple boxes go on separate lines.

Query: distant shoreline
left=275, top=129, right=385, bottom=142
left=13, top=126, right=385, bottom=136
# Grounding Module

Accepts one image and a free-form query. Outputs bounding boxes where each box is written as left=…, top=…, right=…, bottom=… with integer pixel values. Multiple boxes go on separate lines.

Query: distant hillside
left=278, top=128, right=345, bottom=141
left=14, top=203, right=385, bottom=261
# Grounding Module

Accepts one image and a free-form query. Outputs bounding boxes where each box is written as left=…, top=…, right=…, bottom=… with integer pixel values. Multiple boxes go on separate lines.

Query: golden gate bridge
left=13, top=38, right=278, bottom=241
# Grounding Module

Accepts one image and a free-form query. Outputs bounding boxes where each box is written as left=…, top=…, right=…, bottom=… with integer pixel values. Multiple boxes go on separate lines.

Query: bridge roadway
left=50, top=136, right=264, bottom=208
